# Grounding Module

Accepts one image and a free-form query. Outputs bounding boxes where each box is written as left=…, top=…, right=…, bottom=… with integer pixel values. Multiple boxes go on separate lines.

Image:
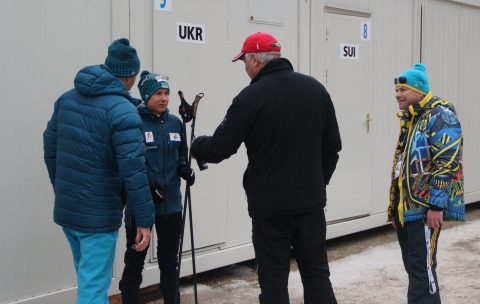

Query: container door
left=324, top=12, right=372, bottom=223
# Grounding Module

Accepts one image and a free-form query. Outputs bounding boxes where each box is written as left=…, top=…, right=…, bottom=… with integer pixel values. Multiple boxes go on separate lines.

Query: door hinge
left=326, top=28, right=329, bottom=40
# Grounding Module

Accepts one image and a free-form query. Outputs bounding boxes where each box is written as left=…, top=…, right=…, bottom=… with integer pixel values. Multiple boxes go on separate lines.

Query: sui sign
left=340, top=44, right=359, bottom=60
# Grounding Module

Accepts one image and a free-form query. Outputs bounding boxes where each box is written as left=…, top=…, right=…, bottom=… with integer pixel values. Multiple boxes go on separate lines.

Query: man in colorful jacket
left=388, top=63, right=464, bottom=304
left=43, top=38, right=155, bottom=304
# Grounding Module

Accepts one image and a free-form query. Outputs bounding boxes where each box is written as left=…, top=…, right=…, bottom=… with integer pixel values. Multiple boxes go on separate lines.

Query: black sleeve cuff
left=190, top=135, right=209, bottom=158
left=428, top=204, right=444, bottom=211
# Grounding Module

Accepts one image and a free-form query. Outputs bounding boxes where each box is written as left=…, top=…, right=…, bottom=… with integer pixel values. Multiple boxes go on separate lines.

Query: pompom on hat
left=395, top=63, right=430, bottom=95
left=232, top=32, right=281, bottom=62
left=105, top=38, right=140, bottom=77
left=138, top=70, right=170, bottom=103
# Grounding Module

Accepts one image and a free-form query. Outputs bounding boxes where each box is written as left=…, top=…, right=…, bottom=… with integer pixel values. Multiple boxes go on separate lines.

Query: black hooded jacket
left=190, top=58, right=341, bottom=218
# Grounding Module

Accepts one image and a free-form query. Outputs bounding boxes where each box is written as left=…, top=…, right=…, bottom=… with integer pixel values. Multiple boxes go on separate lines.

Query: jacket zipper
left=160, top=119, right=168, bottom=219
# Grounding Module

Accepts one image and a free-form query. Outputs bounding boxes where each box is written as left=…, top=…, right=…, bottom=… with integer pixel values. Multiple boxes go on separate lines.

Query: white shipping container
left=0, top=0, right=479, bottom=302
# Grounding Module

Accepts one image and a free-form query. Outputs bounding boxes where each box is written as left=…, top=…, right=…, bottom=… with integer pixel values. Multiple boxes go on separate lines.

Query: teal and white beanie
left=138, top=70, right=170, bottom=103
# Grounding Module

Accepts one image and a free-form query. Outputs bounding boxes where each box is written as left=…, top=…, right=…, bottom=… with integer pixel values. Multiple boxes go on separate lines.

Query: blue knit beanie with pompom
left=105, top=38, right=140, bottom=77
left=396, top=63, right=430, bottom=95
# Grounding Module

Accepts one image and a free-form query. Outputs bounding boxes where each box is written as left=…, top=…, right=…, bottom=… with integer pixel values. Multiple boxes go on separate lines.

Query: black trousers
left=120, top=212, right=183, bottom=304
left=395, top=219, right=442, bottom=304
left=252, top=209, right=337, bottom=304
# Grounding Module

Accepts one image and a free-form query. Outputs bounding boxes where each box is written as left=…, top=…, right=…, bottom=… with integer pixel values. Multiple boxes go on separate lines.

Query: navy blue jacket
left=124, top=105, right=187, bottom=217
left=43, top=65, right=155, bottom=233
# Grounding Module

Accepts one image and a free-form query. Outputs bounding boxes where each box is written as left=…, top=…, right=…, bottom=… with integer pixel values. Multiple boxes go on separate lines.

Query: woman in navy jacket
left=120, top=71, right=195, bottom=304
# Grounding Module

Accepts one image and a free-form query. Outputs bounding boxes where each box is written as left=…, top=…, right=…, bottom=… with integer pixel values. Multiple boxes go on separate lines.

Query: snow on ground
left=178, top=219, right=480, bottom=303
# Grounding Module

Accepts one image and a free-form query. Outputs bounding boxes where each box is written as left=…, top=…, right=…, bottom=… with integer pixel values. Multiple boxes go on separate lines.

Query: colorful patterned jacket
left=388, top=92, right=464, bottom=225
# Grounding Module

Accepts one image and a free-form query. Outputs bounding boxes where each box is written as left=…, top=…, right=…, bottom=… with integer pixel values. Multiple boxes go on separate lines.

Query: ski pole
left=175, top=91, right=204, bottom=304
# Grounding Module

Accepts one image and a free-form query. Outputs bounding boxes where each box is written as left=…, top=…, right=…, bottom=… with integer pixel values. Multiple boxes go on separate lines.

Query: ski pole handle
left=192, top=93, right=204, bottom=118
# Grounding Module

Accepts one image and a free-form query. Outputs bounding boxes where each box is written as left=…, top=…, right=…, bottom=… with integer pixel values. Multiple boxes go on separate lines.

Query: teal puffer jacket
left=43, top=65, right=155, bottom=233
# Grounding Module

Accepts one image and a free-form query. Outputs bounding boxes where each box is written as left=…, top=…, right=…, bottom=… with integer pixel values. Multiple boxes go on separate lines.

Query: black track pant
left=120, top=212, right=182, bottom=304
left=395, top=219, right=442, bottom=304
left=252, top=209, right=337, bottom=304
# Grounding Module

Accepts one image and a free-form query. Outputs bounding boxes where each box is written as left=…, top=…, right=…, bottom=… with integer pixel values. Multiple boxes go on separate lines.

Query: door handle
left=366, top=113, right=372, bottom=133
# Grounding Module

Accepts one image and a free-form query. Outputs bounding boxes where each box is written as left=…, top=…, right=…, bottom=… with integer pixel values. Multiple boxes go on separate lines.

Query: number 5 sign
left=154, top=0, right=172, bottom=12
left=361, top=21, right=371, bottom=41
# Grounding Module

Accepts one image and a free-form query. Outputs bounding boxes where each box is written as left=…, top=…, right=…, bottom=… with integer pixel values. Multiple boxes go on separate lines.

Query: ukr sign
left=177, top=22, right=206, bottom=45
left=340, top=44, right=359, bottom=59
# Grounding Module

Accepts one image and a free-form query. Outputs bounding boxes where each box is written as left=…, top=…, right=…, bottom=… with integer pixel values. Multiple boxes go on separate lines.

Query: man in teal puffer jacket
left=43, top=38, right=155, bottom=304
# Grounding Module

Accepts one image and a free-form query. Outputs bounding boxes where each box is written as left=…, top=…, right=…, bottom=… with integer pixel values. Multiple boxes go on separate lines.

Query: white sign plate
left=177, top=22, right=206, bottom=44
left=361, top=21, right=371, bottom=41
left=340, top=44, right=359, bottom=59
left=154, top=0, right=172, bottom=12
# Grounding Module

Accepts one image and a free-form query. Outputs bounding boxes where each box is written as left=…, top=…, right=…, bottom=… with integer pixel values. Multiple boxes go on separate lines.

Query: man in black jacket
left=190, top=32, right=341, bottom=304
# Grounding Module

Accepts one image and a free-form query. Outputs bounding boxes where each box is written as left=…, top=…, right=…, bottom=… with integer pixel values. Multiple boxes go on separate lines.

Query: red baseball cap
left=231, top=32, right=281, bottom=62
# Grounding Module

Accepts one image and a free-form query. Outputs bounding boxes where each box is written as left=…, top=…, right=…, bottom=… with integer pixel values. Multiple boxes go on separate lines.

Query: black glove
left=148, top=179, right=165, bottom=204
left=179, top=97, right=194, bottom=123
left=178, top=166, right=195, bottom=186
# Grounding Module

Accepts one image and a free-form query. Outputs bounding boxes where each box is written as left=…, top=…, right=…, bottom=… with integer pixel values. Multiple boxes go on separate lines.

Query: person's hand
left=135, top=227, right=151, bottom=252
left=391, top=221, right=396, bottom=230
left=427, top=209, right=444, bottom=229
left=178, top=166, right=195, bottom=186
left=179, top=97, right=193, bottom=123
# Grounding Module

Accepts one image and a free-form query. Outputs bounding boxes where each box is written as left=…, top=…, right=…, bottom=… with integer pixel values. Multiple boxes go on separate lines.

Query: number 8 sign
left=361, top=21, right=371, bottom=41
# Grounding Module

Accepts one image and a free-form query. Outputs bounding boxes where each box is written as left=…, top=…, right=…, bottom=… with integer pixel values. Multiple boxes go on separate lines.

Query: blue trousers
left=395, top=219, right=442, bottom=304
left=252, top=209, right=337, bottom=304
left=63, top=227, right=119, bottom=304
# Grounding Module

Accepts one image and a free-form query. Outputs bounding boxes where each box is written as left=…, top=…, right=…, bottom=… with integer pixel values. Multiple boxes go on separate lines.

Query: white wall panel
left=0, top=0, right=116, bottom=302
left=423, top=0, right=480, bottom=200
left=450, top=0, right=480, bottom=7
left=368, top=0, right=419, bottom=215
left=456, top=2, right=480, bottom=197
left=423, top=0, right=461, bottom=101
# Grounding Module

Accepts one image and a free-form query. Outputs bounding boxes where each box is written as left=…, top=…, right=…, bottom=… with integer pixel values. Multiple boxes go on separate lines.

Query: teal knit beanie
left=138, top=70, right=170, bottom=103
left=105, top=38, right=140, bottom=77
left=395, top=63, right=430, bottom=95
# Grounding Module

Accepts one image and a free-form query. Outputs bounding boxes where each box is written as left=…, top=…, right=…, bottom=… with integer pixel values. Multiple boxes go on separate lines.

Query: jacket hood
left=250, top=58, right=294, bottom=85
left=400, top=93, right=457, bottom=120
left=74, top=64, right=132, bottom=100
left=412, top=94, right=456, bottom=115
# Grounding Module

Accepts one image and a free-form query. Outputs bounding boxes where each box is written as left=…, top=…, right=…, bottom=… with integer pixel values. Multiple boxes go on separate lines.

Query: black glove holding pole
left=178, top=166, right=195, bottom=186
left=178, top=91, right=209, bottom=171
left=178, top=91, right=194, bottom=123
